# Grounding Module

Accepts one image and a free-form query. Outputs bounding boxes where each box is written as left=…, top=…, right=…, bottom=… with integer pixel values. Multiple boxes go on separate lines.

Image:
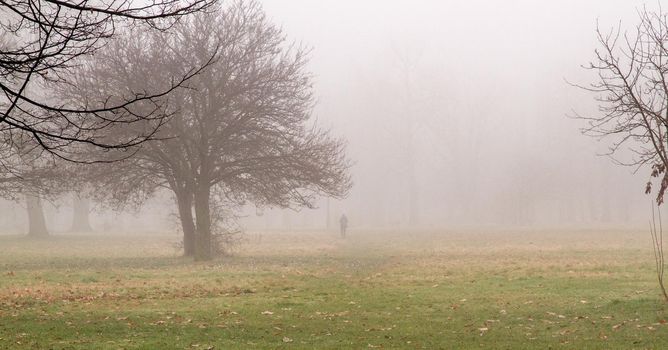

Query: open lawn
left=0, top=229, right=666, bottom=349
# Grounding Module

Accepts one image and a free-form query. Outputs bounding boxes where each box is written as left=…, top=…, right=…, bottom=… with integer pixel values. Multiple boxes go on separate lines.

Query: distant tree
left=0, top=0, right=218, bottom=161
left=576, top=7, right=668, bottom=301
left=71, top=195, right=93, bottom=232
left=25, top=194, right=48, bottom=237
left=69, top=1, right=352, bottom=260
left=392, top=49, right=421, bottom=226
left=0, top=134, right=68, bottom=237
left=0, top=138, right=49, bottom=199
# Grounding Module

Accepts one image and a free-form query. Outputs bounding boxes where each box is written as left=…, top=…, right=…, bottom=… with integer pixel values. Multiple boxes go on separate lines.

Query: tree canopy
left=0, top=0, right=218, bottom=162
left=68, top=1, right=351, bottom=260
left=577, top=8, right=668, bottom=204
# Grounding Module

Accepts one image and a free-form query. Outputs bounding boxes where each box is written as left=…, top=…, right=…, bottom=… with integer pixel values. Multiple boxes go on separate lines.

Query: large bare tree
left=70, top=1, right=351, bottom=260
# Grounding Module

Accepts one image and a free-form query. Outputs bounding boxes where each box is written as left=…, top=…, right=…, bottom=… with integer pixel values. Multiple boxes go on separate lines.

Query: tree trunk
left=176, top=191, right=196, bottom=257
left=408, top=171, right=419, bottom=226
left=71, top=196, right=93, bottom=232
left=193, top=186, right=212, bottom=261
left=26, top=194, right=48, bottom=237
left=326, top=197, right=331, bottom=230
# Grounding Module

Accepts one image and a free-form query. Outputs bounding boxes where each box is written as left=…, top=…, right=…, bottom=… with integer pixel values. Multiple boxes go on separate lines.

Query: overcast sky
left=237, top=1, right=662, bottom=229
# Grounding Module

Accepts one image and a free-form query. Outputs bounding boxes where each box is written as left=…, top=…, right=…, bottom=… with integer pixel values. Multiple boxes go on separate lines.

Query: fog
left=243, top=0, right=652, bottom=229
left=0, top=0, right=657, bottom=233
left=5, top=3, right=668, bottom=346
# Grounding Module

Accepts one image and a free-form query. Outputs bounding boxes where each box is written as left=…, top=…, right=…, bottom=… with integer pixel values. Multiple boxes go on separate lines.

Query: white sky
left=247, top=0, right=657, bottom=227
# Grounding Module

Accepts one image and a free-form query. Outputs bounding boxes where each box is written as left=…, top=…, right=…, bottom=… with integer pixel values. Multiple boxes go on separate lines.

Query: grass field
left=0, top=228, right=667, bottom=349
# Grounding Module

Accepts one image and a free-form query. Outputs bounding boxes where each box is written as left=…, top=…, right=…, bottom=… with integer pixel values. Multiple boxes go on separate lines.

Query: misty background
left=0, top=0, right=654, bottom=233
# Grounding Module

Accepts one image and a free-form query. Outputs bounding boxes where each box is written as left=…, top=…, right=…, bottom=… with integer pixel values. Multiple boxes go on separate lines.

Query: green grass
left=0, top=229, right=666, bottom=349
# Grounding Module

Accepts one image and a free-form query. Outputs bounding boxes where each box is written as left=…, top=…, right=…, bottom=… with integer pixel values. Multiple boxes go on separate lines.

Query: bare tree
left=0, top=133, right=70, bottom=236
left=71, top=195, right=93, bottom=232
left=0, top=0, right=217, bottom=161
left=25, top=193, right=48, bottom=237
left=576, top=8, right=668, bottom=204
left=70, top=1, right=352, bottom=260
left=577, top=7, right=668, bottom=301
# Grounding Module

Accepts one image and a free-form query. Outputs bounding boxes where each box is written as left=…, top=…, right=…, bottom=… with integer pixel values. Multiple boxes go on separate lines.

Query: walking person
left=339, top=214, right=348, bottom=238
